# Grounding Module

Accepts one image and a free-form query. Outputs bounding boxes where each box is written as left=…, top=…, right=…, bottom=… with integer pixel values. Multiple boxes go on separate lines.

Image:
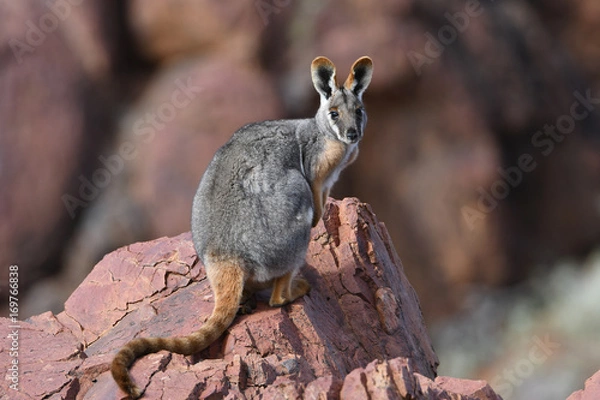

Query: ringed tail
left=110, top=261, right=245, bottom=399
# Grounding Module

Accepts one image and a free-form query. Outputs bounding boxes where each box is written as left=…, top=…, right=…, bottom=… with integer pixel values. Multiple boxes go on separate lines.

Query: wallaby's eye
left=329, top=111, right=339, bottom=121
left=355, top=108, right=364, bottom=118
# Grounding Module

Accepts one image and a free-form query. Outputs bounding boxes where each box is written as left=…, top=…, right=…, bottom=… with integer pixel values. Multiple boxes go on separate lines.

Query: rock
left=340, top=358, right=501, bottom=400
left=0, top=198, right=500, bottom=399
left=567, top=370, right=600, bottom=400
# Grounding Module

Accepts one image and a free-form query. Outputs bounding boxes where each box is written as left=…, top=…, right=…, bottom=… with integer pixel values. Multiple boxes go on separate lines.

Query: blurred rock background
left=1, top=1, right=599, bottom=399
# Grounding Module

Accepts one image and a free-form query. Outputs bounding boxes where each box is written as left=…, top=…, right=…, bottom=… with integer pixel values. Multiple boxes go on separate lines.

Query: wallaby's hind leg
left=269, top=271, right=311, bottom=307
left=269, top=273, right=291, bottom=307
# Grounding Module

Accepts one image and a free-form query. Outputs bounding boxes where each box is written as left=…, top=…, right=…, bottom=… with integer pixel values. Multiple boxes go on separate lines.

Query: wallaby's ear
left=344, top=56, right=373, bottom=100
left=311, top=56, right=337, bottom=100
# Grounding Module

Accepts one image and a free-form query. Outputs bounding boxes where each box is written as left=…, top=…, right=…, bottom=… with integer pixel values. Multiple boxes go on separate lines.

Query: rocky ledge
left=5, top=197, right=583, bottom=399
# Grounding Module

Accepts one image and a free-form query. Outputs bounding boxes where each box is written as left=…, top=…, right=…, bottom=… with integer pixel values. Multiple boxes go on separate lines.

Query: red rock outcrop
left=567, top=370, right=600, bottom=400
left=0, top=198, right=502, bottom=399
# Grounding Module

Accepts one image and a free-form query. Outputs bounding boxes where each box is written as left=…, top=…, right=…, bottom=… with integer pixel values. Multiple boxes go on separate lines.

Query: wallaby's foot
left=269, top=293, right=288, bottom=308
left=269, top=272, right=292, bottom=307
left=238, top=296, right=257, bottom=315
left=269, top=273, right=311, bottom=307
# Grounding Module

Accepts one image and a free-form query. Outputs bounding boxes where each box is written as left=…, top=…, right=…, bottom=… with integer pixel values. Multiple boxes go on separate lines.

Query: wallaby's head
left=311, top=56, right=373, bottom=144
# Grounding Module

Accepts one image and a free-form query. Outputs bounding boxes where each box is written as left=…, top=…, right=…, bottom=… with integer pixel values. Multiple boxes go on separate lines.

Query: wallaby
left=111, top=56, right=373, bottom=398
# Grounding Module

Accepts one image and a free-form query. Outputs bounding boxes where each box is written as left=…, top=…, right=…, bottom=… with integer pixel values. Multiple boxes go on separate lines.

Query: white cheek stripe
left=331, top=121, right=340, bottom=135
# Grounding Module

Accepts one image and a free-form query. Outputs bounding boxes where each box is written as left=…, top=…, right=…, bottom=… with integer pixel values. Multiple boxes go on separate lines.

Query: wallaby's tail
left=111, top=260, right=245, bottom=399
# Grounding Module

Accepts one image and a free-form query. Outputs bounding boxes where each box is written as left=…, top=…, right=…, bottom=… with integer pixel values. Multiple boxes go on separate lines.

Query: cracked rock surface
left=2, top=198, right=507, bottom=399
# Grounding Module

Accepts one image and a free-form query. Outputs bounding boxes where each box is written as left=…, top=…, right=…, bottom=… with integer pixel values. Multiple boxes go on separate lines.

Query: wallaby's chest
left=316, top=139, right=355, bottom=190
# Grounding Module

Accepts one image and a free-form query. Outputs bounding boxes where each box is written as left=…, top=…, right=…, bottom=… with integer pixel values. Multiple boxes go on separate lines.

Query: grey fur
left=191, top=56, right=373, bottom=283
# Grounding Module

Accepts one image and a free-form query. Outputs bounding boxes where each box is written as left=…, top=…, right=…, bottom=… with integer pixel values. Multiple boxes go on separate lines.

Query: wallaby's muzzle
left=346, top=128, right=360, bottom=143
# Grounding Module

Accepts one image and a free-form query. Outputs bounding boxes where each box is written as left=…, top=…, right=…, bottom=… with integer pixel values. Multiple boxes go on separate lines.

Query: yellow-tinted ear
left=311, top=56, right=337, bottom=100
left=344, top=56, right=373, bottom=99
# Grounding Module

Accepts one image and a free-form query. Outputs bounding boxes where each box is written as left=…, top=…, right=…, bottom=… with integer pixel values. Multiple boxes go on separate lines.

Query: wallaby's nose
left=346, top=128, right=359, bottom=142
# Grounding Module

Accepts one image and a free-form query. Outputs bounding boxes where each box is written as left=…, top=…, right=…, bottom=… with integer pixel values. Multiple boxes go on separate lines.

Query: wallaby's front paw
left=269, top=273, right=311, bottom=307
left=269, top=296, right=288, bottom=308
left=269, top=278, right=311, bottom=307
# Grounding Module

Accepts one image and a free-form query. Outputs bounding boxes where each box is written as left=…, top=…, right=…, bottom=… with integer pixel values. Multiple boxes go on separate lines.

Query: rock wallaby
left=111, top=56, right=373, bottom=398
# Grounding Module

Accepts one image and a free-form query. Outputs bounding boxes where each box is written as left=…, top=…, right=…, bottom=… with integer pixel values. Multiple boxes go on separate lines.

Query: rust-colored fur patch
left=311, top=139, right=347, bottom=226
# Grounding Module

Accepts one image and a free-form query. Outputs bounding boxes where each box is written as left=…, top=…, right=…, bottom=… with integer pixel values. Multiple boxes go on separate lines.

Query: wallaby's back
left=192, top=119, right=315, bottom=280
